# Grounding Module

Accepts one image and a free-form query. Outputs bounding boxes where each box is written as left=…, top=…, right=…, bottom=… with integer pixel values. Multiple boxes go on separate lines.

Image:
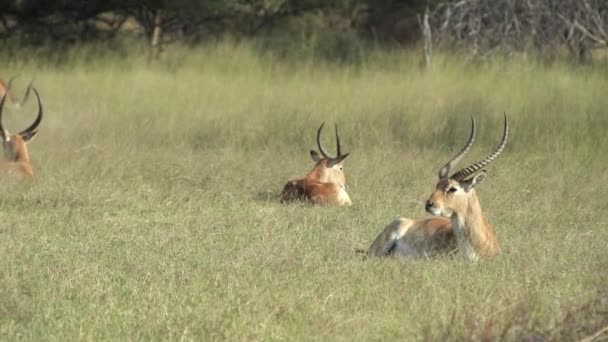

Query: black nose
left=425, top=200, right=433, bottom=211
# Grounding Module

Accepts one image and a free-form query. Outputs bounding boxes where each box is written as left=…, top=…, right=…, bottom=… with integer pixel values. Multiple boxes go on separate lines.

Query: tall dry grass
left=0, top=42, right=606, bottom=340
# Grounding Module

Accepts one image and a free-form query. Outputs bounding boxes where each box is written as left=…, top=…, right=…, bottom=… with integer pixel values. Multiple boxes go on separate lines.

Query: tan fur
left=368, top=114, right=507, bottom=261
left=426, top=177, right=500, bottom=261
left=0, top=79, right=14, bottom=103
left=0, top=133, right=35, bottom=179
left=367, top=177, right=499, bottom=261
left=281, top=159, right=351, bottom=206
left=368, top=217, right=454, bottom=257
left=281, top=123, right=351, bottom=206
left=0, top=83, right=42, bottom=180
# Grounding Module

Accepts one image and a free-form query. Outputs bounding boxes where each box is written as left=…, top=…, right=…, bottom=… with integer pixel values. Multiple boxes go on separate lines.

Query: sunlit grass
left=0, top=43, right=607, bottom=340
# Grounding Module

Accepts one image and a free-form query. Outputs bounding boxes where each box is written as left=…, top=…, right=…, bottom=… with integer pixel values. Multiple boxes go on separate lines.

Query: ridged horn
left=18, top=79, right=33, bottom=106
left=7, top=76, right=17, bottom=90
left=451, top=113, right=509, bottom=181
left=438, top=116, right=476, bottom=179
left=0, top=82, right=9, bottom=142
left=18, top=87, right=43, bottom=138
left=335, top=124, right=342, bottom=157
left=316, top=122, right=334, bottom=159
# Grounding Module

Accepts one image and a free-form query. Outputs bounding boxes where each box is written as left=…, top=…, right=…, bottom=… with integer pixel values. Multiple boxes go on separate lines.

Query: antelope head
left=307, top=122, right=350, bottom=187
left=0, top=85, right=43, bottom=171
left=425, top=113, right=508, bottom=218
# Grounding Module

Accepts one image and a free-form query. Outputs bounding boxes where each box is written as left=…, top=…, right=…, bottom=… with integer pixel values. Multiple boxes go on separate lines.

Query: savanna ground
left=1, top=43, right=607, bottom=340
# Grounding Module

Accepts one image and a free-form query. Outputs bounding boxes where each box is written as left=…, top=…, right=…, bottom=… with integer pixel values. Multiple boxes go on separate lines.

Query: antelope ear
left=20, top=130, right=38, bottom=142
left=310, top=150, right=322, bottom=162
left=327, top=153, right=349, bottom=167
left=461, top=170, right=486, bottom=192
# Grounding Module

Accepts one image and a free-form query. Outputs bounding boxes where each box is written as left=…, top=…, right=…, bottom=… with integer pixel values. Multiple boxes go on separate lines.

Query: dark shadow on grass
left=251, top=190, right=317, bottom=207
left=353, top=248, right=369, bottom=260
left=0, top=195, right=88, bottom=210
left=251, top=190, right=280, bottom=204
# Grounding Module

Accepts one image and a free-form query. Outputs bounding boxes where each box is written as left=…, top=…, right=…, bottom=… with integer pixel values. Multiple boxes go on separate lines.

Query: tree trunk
left=151, top=9, right=164, bottom=60
left=418, top=8, right=432, bottom=69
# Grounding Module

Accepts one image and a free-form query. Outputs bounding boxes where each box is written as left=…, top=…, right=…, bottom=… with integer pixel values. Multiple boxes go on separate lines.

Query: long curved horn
left=0, top=82, right=9, bottom=142
left=18, top=87, right=43, bottom=137
left=335, top=124, right=342, bottom=157
left=451, top=113, right=509, bottom=181
left=7, top=76, right=17, bottom=90
left=438, top=116, right=476, bottom=179
left=18, top=79, right=33, bottom=106
left=316, top=122, right=334, bottom=159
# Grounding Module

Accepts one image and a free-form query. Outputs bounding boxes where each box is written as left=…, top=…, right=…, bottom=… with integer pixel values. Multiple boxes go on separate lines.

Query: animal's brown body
left=280, top=123, right=352, bottom=206
left=0, top=83, right=43, bottom=179
left=368, top=114, right=509, bottom=261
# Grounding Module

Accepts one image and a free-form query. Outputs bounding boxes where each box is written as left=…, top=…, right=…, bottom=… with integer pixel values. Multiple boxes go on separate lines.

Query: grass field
left=1, top=43, right=607, bottom=340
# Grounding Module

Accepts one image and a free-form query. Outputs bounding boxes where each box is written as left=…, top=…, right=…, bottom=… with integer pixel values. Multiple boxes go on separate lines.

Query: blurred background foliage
left=2, top=0, right=607, bottom=64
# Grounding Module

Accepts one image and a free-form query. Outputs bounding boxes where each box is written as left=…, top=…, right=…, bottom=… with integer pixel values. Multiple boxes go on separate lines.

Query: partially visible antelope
left=368, top=114, right=508, bottom=261
left=280, top=123, right=352, bottom=206
left=0, top=84, right=43, bottom=179
left=0, top=77, right=33, bottom=108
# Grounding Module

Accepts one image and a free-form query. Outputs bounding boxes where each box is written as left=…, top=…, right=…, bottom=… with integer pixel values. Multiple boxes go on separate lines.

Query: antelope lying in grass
left=0, top=77, right=33, bottom=108
left=0, top=84, right=43, bottom=179
left=280, top=123, right=352, bottom=206
left=368, top=114, right=508, bottom=261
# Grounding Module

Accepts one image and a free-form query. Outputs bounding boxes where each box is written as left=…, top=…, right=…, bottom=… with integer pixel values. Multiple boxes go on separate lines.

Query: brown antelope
left=0, top=77, right=33, bottom=108
left=368, top=114, right=508, bottom=261
left=280, top=123, right=352, bottom=206
left=0, top=84, right=43, bottom=179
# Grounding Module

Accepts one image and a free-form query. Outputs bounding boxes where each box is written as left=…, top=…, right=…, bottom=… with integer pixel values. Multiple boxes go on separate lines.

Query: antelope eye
left=448, top=187, right=458, bottom=193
